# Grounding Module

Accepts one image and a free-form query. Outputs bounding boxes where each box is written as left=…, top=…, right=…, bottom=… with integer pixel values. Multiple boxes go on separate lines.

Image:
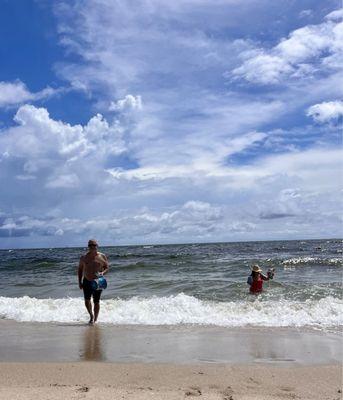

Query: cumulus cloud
left=109, top=95, right=142, bottom=112
left=0, top=104, right=129, bottom=215
left=0, top=80, right=59, bottom=108
left=4, top=104, right=126, bottom=161
left=307, top=100, right=343, bottom=123
left=231, top=9, right=343, bottom=84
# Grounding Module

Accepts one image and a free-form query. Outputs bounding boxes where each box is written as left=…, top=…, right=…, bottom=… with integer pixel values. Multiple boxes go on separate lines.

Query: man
left=78, top=239, right=109, bottom=324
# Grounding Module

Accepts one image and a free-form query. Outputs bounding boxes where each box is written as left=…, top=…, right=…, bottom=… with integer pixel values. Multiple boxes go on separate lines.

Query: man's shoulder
left=98, top=252, right=107, bottom=259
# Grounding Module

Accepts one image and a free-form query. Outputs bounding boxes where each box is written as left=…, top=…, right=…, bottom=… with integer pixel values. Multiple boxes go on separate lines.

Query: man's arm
left=101, top=254, right=109, bottom=275
left=78, top=257, right=84, bottom=289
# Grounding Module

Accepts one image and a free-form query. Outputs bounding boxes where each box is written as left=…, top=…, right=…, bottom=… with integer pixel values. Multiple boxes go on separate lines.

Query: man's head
left=88, top=239, right=98, bottom=251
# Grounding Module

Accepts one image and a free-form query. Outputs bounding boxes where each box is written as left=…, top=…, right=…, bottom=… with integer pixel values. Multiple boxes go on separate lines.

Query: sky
left=0, top=0, right=342, bottom=248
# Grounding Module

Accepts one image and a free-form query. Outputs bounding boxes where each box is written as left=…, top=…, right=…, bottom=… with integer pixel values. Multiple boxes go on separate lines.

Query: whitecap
left=0, top=294, right=342, bottom=329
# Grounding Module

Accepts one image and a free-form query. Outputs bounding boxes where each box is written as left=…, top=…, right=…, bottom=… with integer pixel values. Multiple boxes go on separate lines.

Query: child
left=247, top=265, right=274, bottom=294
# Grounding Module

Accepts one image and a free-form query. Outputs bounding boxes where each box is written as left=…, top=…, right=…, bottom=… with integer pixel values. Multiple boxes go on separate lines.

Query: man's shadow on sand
left=80, top=325, right=105, bottom=361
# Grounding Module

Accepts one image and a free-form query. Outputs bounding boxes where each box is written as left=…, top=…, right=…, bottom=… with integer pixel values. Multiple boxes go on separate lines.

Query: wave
left=282, top=257, right=342, bottom=266
left=0, top=294, right=341, bottom=328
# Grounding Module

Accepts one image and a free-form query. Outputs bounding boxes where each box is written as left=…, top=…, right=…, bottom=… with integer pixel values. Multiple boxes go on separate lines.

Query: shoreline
left=0, top=320, right=341, bottom=365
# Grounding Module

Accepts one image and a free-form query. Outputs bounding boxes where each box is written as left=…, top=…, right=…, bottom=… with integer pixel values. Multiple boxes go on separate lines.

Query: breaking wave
left=0, top=294, right=341, bottom=329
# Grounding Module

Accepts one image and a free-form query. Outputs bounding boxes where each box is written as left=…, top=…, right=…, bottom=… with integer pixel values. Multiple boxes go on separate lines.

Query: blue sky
left=0, top=0, right=342, bottom=248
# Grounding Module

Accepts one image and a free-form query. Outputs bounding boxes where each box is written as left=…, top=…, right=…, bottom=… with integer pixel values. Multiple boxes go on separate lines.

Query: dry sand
left=0, top=362, right=341, bottom=400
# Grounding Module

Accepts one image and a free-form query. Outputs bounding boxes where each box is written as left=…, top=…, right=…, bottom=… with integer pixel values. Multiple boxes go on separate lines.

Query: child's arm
left=261, top=273, right=269, bottom=281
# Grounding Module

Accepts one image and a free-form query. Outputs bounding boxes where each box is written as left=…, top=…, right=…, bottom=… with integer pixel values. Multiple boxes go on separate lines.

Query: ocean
left=0, top=239, right=342, bottom=331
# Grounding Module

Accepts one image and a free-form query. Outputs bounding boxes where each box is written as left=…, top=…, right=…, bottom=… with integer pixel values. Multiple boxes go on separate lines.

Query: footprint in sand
left=222, top=386, right=234, bottom=400
left=50, top=383, right=67, bottom=387
left=209, top=384, right=219, bottom=390
left=279, top=386, right=300, bottom=399
left=185, top=386, right=202, bottom=396
left=76, top=386, right=89, bottom=392
left=280, top=386, right=295, bottom=392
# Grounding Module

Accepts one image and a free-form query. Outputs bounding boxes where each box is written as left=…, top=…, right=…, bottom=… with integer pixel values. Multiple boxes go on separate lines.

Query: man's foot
left=89, top=315, right=94, bottom=325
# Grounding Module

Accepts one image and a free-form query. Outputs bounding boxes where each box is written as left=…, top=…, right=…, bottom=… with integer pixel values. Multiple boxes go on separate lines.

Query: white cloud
left=1, top=169, right=342, bottom=245
left=1, top=2, right=342, bottom=247
left=53, top=0, right=272, bottom=124
left=5, top=104, right=126, bottom=161
left=0, top=105, right=128, bottom=213
left=0, top=81, right=33, bottom=106
left=46, top=174, right=80, bottom=189
left=299, top=9, right=313, bottom=19
left=0, top=80, right=59, bottom=108
left=0, top=199, right=257, bottom=245
left=325, top=8, right=343, bottom=21
left=107, top=146, right=343, bottom=196
left=106, top=130, right=268, bottom=182
left=231, top=9, right=343, bottom=84
left=109, top=95, right=142, bottom=112
left=231, top=53, right=293, bottom=85
left=307, top=100, right=343, bottom=123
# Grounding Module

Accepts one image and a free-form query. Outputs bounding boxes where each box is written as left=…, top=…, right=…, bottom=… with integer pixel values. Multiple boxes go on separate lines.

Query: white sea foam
left=282, top=257, right=342, bottom=266
left=0, top=294, right=342, bottom=328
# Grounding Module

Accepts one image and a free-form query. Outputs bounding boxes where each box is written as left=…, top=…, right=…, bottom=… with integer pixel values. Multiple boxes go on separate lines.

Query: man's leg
left=93, top=302, right=100, bottom=322
left=93, top=290, right=102, bottom=323
left=83, top=279, right=94, bottom=324
left=85, top=299, right=94, bottom=324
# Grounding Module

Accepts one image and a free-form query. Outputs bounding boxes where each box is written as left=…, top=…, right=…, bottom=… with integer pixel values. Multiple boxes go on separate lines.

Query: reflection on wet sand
left=249, top=331, right=296, bottom=363
left=80, top=325, right=105, bottom=361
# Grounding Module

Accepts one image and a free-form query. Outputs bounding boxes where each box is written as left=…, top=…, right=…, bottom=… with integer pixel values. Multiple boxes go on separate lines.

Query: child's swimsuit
left=250, top=276, right=264, bottom=293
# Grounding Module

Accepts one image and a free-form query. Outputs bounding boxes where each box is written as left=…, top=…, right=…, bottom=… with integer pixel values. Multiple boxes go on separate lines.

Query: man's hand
left=79, top=282, right=83, bottom=290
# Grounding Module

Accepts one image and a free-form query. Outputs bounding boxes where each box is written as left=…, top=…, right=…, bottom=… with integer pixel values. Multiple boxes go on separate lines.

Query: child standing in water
left=247, top=265, right=274, bottom=294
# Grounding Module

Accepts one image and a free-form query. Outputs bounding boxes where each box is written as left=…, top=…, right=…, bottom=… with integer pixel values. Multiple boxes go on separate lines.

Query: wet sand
left=0, top=321, right=341, bottom=399
left=0, top=320, right=341, bottom=364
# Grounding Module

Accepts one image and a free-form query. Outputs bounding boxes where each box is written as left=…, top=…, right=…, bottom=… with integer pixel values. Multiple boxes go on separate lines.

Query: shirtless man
left=78, top=239, right=109, bottom=324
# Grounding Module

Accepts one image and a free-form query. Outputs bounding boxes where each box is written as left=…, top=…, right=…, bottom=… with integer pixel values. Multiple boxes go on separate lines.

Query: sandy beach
left=0, top=362, right=341, bottom=400
left=0, top=321, right=341, bottom=399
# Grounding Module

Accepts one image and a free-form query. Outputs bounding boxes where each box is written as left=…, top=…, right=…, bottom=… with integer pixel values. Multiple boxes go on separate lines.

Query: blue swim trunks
left=82, top=277, right=102, bottom=303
